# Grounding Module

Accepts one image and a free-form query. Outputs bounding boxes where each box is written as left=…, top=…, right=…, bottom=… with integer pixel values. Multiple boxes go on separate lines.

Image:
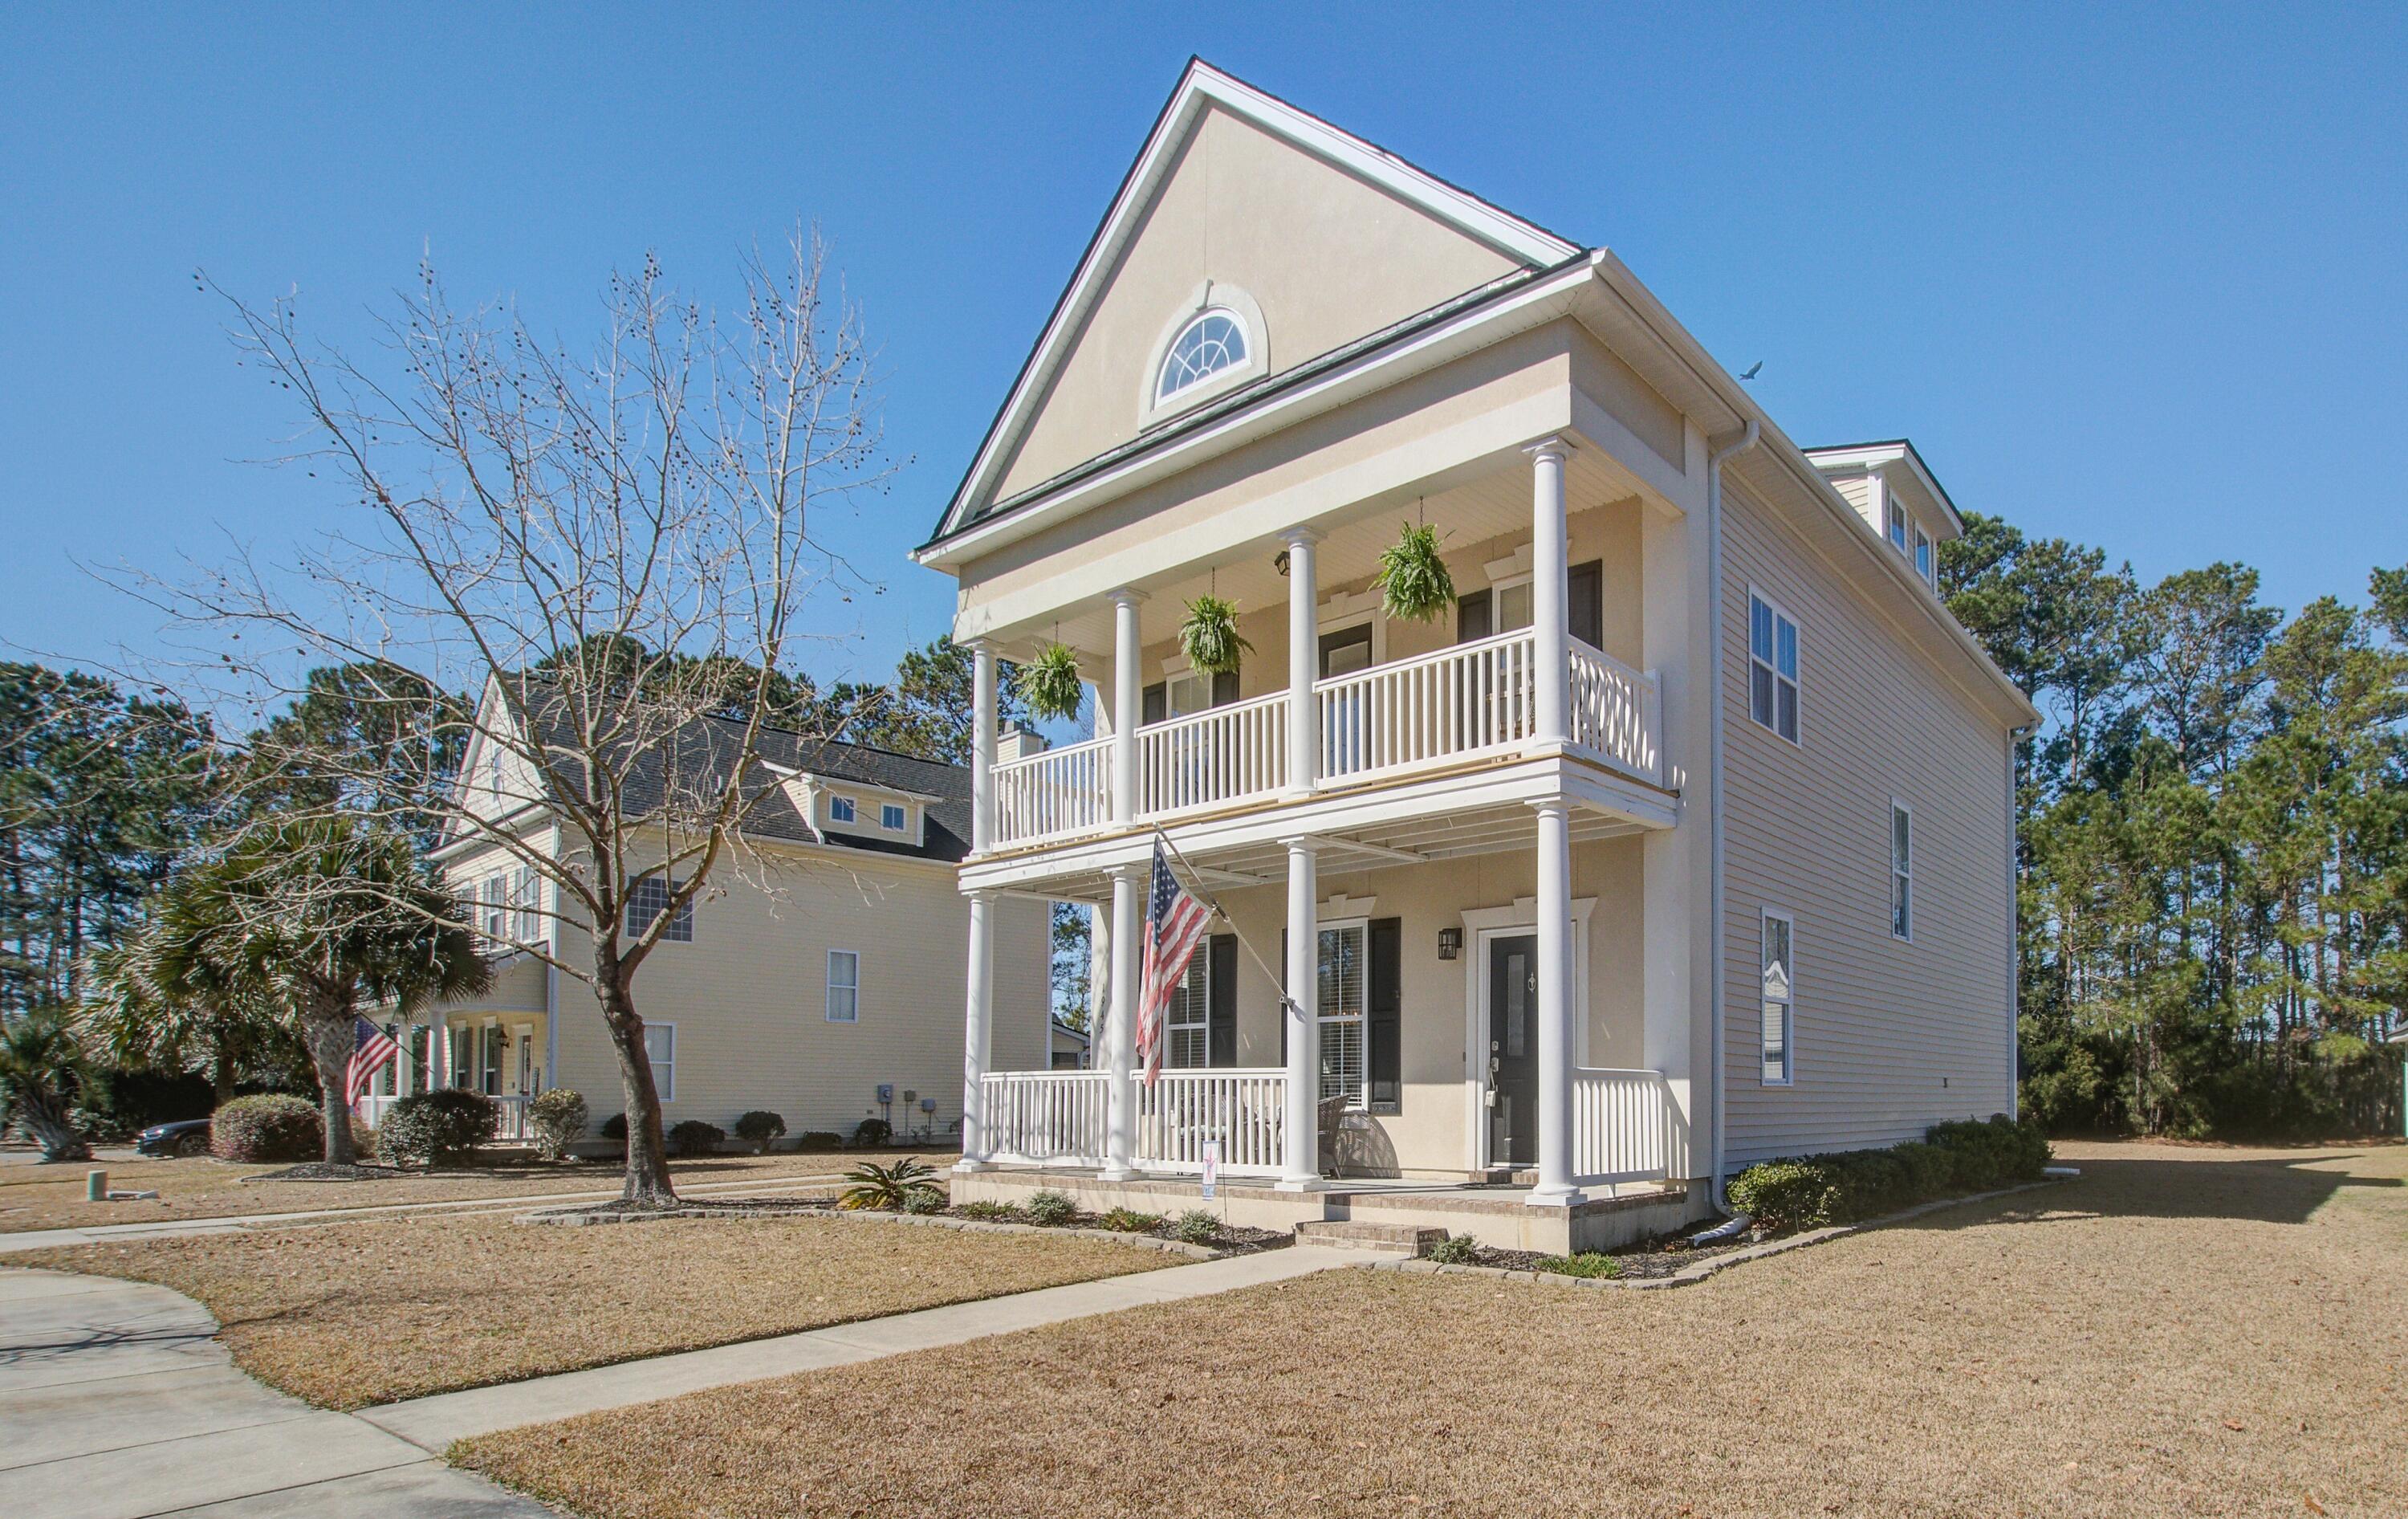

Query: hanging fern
left=1375, top=521, right=1456, bottom=622
left=1023, top=642, right=1085, bottom=721
left=1178, top=594, right=1252, bottom=677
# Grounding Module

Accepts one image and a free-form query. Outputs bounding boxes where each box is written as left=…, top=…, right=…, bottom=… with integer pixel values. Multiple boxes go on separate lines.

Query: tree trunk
left=301, top=998, right=359, bottom=1166
left=212, top=1046, right=236, bottom=1107
left=595, top=956, right=676, bottom=1206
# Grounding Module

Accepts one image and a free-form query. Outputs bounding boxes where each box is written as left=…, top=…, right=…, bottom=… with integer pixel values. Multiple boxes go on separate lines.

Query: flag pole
left=1149, top=829, right=1305, bottom=1020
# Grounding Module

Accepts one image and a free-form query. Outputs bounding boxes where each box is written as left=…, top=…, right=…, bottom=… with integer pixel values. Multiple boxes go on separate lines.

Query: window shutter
left=1457, top=588, right=1493, bottom=642
left=1568, top=560, right=1603, bottom=650
left=1210, top=670, right=1239, bottom=707
left=1141, top=682, right=1167, bottom=724
left=1207, top=934, right=1237, bottom=1066
left=1368, top=917, right=1401, bottom=1110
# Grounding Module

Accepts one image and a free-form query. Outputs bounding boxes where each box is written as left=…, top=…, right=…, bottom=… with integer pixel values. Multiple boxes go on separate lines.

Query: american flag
left=345, top=1017, right=400, bottom=1106
left=1136, top=841, right=1212, bottom=1088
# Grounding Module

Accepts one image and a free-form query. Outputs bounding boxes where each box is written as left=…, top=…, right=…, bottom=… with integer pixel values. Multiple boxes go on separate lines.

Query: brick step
left=1293, top=1220, right=1450, bottom=1256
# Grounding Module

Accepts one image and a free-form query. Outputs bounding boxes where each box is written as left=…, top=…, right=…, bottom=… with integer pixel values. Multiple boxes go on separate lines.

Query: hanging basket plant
left=1374, top=521, right=1456, bottom=623
left=1178, top=594, right=1252, bottom=677
left=1022, top=642, right=1085, bottom=721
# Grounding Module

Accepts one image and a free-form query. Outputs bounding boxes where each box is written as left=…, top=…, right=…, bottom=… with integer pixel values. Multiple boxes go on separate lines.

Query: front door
left=1487, top=933, right=1539, bottom=1167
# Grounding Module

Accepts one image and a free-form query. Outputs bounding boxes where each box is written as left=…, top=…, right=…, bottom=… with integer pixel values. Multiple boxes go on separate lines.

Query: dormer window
left=828, top=795, right=856, bottom=824
left=1886, top=499, right=1909, bottom=554
left=1156, top=309, right=1248, bottom=403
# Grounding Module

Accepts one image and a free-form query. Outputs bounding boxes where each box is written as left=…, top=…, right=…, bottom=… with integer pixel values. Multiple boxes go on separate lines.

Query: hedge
left=1727, top=1114, right=2052, bottom=1235
left=210, top=1093, right=322, bottom=1163
left=376, top=1089, right=498, bottom=1166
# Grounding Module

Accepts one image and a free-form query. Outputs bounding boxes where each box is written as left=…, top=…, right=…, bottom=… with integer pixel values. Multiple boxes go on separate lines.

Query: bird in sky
left=1740, top=360, right=1763, bottom=380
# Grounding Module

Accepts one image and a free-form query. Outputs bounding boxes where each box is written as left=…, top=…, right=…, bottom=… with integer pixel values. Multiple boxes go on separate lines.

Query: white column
left=1102, top=862, right=1143, bottom=1179
left=1529, top=436, right=1572, bottom=748
left=430, top=1010, right=449, bottom=1089
left=1110, top=590, right=1144, bottom=826
left=956, top=889, right=995, bottom=1172
left=1282, top=529, right=1320, bottom=798
left=1528, top=798, right=1582, bottom=1206
left=1278, top=836, right=1321, bottom=1189
left=969, top=640, right=997, bottom=856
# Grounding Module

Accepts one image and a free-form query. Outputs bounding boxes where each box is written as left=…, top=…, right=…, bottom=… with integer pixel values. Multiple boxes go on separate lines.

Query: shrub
left=527, top=1089, right=588, bottom=1160
left=956, top=1199, right=1025, bottom=1223
left=209, top=1094, right=322, bottom=1163
left=1172, top=1209, right=1221, bottom=1246
left=734, top=1110, right=787, bottom=1153
left=795, top=1130, right=844, bottom=1151
left=1727, top=1159, right=1838, bottom=1233
left=852, top=1117, right=893, bottom=1148
left=1099, top=1207, right=1162, bottom=1234
left=1426, top=1232, right=1480, bottom=1265
left=1889, top=1140, right=1956, bottom=1198
left=838, top=1158, right=944, bottom=1212
left=1023, top=1189, right=1077, bottom=1227
left=1927, top=1114, right=2049, bottom=1190
left=376, top=1089, right=499, bottom=1167
left=1820, top=1148, right=1911, bottom=1220
left=901, top=1189, right=946, bottom=1215
left=600, top=1113, right=628, bottom=1143
left=668, top=1119, right=726, bottom=1158
left=1536, top=1252, right=1621, bottom=1279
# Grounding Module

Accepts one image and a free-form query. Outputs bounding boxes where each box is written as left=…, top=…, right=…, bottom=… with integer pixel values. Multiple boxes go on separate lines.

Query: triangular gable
left=927, top=59, right=1580, bottom=544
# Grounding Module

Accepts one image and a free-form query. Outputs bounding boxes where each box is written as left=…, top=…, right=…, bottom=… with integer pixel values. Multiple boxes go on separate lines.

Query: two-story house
left=917, top=62, right=2037, bottom=1252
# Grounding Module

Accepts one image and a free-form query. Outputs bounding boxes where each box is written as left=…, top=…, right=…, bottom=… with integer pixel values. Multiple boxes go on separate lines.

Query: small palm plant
left=837, top=1156, right=946, bottom=1212
left=0, top=1006, right=93, bottom=1163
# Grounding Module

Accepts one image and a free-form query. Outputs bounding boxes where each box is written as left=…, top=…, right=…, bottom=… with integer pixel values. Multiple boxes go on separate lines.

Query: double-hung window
left=825, top=950, right=860, bottom=1023
left=643, top=1023, right=676, bottom=1101
left=1165, top=953, right=1208, bottom=1069
left=1914, top=527, right=1934, bottom=586
left=1316, top=921, right=1368, bottom=1108
left=1887, top=499, right=1909, bottom=554
left=512, top=865, right=539, bottom=942
left=1890, top=802, right=1914, bottom=941
left=880, top=803, right=905, bottom=831
left=625, top=874, right=694, bottom=943
left=482, top=875, right=506, bottom=939
left=1748, top=593, right=1800, bottom=744
left=1761, top=910, right=1795, bottom=1085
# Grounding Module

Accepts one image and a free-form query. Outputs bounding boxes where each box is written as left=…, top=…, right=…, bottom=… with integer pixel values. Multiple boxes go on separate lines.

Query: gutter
left=1705, top=419, right=1759, bottom=1206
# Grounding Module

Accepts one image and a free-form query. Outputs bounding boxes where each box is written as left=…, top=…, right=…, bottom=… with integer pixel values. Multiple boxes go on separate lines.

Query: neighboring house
left=1050, top=1018, right=1092, bottom=1070
left=915, top=62, right=2036, bottom=1252
left=360, top=694, right=1051, bottom=1150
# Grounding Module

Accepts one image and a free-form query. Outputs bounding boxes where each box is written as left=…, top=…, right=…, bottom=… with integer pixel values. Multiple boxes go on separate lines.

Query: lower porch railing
left=978, top=1069, right=1290, bottom=1176
left=355, top=1090, right=533, bottom=1142
left=1570, top=1067, right=1687, bottom=1185
left=981, top=1070, right=1109, bottom=1167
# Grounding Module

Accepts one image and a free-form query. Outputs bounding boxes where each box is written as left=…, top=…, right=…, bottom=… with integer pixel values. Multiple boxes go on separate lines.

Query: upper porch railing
left=985, top=631, right=1662, bottom=853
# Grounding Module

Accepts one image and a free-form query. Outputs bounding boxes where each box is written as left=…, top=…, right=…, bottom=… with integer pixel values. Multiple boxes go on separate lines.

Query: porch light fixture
left=1438, top=926, right=1462, bottom=960
left=1274, top=548, right=1291, bottom=577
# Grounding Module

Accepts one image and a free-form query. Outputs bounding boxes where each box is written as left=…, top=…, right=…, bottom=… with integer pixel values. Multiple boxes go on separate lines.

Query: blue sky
left=3, top=2, right=2402, bottom=694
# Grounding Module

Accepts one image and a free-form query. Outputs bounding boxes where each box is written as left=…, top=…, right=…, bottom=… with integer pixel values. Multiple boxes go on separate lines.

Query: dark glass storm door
left=1487, top=933, right=1539, bottom=1167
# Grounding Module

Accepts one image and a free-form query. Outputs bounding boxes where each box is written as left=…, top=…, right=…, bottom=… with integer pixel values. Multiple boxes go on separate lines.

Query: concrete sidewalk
left=362, top=1245, right=1352, bottom=1450
left=0, top=1268, right=558, bottom=1519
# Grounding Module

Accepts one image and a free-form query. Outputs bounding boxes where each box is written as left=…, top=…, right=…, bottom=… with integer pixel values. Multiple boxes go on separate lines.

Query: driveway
left=0, top=1268, right=556, bottom=1518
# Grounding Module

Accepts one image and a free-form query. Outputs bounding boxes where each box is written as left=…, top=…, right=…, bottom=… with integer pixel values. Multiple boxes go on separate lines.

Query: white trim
left=1889, top=797, right=1914, bottom=943
left=1745, top=584, right=1801, bottom=747
left=825, top=948, right=861, bottom=1024
left=1140, top=283, right=1269, bottom=426
left=1459, top=896, right=1597, bottom=1171
left=1759, top=909, right=1795, bottom=1087
left=643, top=1020, right=677, bottom=1103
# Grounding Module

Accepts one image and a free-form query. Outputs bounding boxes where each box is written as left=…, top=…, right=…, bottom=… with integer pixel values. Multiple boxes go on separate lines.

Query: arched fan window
left=1155, top=308, right=1250, bottom=403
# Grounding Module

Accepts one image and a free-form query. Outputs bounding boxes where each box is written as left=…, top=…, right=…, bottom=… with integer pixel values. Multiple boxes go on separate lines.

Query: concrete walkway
left=361, top=1245, right=1352, bottom=1450
left=0, top=1269, right=558, bottom=1518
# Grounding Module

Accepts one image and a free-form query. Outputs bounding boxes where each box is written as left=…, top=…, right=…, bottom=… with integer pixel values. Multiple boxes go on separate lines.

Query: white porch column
left=1529, top=436, right=1572, bottom=748
left=956, top=889, right=996, bottom=1172
left=1109, top=589, right=1144, bottom=826
left=1281, top=529, right=1320, bottom=798
left=969, top=640, right=998, bottom=856
left=1102, top=862, right=1143, bottom=1179
left=1278, top=836, right=1321, bottom=1189
left=429, top=1010, right=449, bottom=1089
left=1528, top=798, right=1583, bottom=1206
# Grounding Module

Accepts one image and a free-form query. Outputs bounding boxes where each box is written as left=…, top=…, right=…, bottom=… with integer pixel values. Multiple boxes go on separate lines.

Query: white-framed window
left=482, top=875, right=506, bottom=940
left=643, top=1022, right=676, bottom=1102
left=1491, top=572, right=1534, bottom=633
left=1316, top=919, right=1368, bottom=1109
left=1748, top=591, right=1800, bottom=745
left=512, top=865, right=539, bottom=943
left=1155, top=308, right=1248, bottom=403
left=880, top=803, right=905, bottom=832
left=825, top=949, right=860, bottom=1023
left=1887, top=499, right=1909, bottom=554
left=1165, top=952, right=1208, bottom=1069
left=624, top=874, right=694, bottom=943
left=828, top=795, right=856, bottom=824
left=1890, top=801, right=1914, bottom=942
left=1761, top=910, right=1795, bottom=1085
left=1914, top=527, right=1934, bottom=586
left=480, top=1022, right=505, bottom=1096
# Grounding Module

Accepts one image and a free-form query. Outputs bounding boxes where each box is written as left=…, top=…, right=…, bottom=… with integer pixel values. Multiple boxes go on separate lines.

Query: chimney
left=995, top=721, right=1049, bottom=764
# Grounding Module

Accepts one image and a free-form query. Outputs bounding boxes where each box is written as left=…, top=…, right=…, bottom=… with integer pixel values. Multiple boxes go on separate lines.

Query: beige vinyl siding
left=1719, top=477, right=2015, bottom=1168
left=1828, top=474, right=1879, bottom=536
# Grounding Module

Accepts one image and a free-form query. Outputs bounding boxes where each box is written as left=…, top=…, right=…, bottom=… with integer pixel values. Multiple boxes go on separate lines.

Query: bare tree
left=116, top=231, right=889, bottom=1203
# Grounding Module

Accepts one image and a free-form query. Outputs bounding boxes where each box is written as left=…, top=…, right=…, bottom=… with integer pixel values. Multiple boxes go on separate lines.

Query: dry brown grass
left=16, top=1208, right=1169, bottom=1409
left=457, top=1141, right=2408, bottom=1519
left=0, top=1150, right=946, bottom=1234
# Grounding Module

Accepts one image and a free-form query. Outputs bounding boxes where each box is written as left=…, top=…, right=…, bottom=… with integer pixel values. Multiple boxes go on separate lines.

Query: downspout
left=1705, top=419, right=1759, bottom=1207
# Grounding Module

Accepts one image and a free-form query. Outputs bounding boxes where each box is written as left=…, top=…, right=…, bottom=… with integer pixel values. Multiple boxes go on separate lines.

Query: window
left=480, top=1024, right=505, bottom=1096
left=1748, top=593, right=1800, bottom=744
left=1493, top=574, right=1534, bottom=633
left=482, top=875, right=506, bottom=940
left=827, top=795, right=856, bottom=825
left=1155, top=309, right=1248, bottom=402
left=1887, top=499, right=1909, bottom=554
left=512, top=865, right=539, bottom=942
left=1761, top=911, right=1795, bottom=1085
left=1165, top=953, right=1208, bottom=1069
left=1890, top=801, right=1914, bottom=941
left=1914, top=527, right=1934, bottom=586
left=624, top=874, right=693, bottom=942
left=643, top=1022, right=676, bottom=1102
left=880, top=803, right=905, bottom=832
left=1317, top=921, right=1368, bottom=1108
left=825, top=950, right=859, bottom=1023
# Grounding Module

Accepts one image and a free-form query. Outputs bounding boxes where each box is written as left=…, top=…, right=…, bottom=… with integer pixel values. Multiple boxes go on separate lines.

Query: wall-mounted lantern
left=1437, top=926, right=1462, bottom=961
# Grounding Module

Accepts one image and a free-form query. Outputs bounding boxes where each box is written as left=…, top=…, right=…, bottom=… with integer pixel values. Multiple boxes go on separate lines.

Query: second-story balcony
left=986, top=625, right=1661, bottom=853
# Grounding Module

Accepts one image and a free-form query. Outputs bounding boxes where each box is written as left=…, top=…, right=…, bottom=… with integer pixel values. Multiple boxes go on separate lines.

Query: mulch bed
left=243, top=1161, right=413, bottom=1183
left=1450, top=1225, right=1753, bottom=1279
left=527, top=1195, right=1287, bottom=1254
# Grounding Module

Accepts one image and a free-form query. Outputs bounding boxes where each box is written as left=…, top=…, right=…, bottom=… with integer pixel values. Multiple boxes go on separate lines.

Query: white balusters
left=1569, top=1067, right=1684, bottom=1185
left=1133, top=1068, right=1289, bottom=1175
left=1567, top=638, right=1664, bottom=786
left=1315, top=628, right=1539, bottom=782
left=978, top=1070, right=1110, bottom=1167
left=990, top=737, right=1113, bottom=848
left=1134, top=693, right=1288, bottom=820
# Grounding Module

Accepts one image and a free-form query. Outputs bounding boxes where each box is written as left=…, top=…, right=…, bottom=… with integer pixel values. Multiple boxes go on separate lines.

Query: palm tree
left=0, top=1007, right=92, bottom=1162
left=91, top=926, right=287, bottom=1108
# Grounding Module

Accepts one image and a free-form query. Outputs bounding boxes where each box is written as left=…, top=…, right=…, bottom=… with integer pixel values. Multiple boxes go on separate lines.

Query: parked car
left=136, top=1118, right=211, bottom=1157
